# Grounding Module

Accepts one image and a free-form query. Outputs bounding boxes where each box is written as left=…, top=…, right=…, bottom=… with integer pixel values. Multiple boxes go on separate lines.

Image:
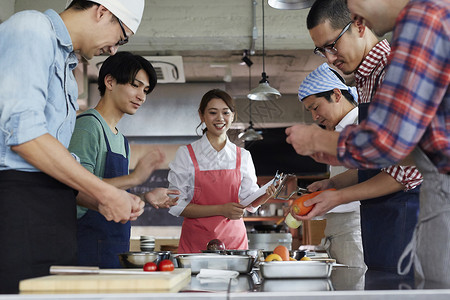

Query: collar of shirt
left=198, top=134, right=234, bottom=162
left=335, top=107, right=358, bottom=132
left=44, top=9, right=74, bottom=52
left=355, top=39, right=390, bottom=80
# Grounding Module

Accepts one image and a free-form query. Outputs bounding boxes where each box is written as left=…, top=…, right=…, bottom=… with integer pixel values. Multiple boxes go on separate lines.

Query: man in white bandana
left=0, top=0, right=145, bottom=293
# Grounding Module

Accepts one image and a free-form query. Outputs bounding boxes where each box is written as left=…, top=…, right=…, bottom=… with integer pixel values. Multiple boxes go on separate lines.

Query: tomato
left=143, top=262, right=157, bottom=272
left=292, top=189, right=336, bottom=216
left=158, top=259, right=175, bottom=271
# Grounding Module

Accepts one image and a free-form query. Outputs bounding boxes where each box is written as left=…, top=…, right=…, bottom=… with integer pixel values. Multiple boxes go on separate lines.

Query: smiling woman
left=167, top=89, right=277, bottom=254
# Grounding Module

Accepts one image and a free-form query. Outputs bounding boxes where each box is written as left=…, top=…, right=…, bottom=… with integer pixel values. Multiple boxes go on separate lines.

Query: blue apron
left=358, top=103, right=420, bottom=274
left=76, top=113, right=131, bottom=268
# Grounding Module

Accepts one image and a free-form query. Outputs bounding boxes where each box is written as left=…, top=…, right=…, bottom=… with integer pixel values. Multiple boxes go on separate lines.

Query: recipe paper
left=240, top=178, right=275, bottom=207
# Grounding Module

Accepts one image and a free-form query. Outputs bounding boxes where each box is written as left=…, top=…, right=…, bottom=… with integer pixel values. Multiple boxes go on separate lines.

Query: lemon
left=300, top=256, right=312, bottom=261
left=265, top=253, right=283, bottom=262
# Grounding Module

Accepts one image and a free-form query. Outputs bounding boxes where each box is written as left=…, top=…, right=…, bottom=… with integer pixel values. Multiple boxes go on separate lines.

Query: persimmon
left=273, top=245, right=290, bottom=261
left=291, top=189, right=336, bottom=216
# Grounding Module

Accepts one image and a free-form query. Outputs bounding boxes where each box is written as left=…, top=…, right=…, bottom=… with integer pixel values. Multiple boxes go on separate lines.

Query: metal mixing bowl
left=118, top=251, right=171, bottom=268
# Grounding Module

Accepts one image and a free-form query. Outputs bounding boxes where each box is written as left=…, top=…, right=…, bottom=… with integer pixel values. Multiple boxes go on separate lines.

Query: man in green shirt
left=69, top=52, right=179, bottom=268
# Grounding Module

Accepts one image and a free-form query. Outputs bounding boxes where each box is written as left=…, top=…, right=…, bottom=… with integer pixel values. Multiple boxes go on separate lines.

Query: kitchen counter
left=4, top=267, right=450, bottom=299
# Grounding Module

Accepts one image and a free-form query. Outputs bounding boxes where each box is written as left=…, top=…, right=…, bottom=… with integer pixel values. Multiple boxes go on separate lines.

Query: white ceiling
left=4, top=0, right=355, bottom=97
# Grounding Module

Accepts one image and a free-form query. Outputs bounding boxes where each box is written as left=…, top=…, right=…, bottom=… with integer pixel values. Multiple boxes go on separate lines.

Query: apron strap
left=186, top=144, right=199, bottom=172
left=77, top=113, right=128, bottom=156
left=397, top=207, right=450, bottom=276
left=235, top=146, right=241, bottom=169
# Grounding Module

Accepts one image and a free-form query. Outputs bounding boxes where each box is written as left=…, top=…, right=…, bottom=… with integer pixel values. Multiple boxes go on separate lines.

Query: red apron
left=177, top=144, right=248, bottom=253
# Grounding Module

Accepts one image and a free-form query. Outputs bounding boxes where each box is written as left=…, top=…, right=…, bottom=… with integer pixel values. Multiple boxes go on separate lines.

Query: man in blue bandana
left=297, top=63, right=365, bottom=269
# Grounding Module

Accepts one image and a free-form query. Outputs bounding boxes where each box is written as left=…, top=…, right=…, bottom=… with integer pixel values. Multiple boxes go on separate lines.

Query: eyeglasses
left=313, top=21, right=353, bottom=58
left=115, top=17, right=129, bottom=46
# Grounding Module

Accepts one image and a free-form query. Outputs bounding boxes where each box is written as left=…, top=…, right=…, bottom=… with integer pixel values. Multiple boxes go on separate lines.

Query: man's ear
left=104, top=74, right=115, bottom=91
left=333, top=88, right=342, bottom=102
left=94, top=4, right=110, bottom=22
left=353, top=19, right=366, bottom=38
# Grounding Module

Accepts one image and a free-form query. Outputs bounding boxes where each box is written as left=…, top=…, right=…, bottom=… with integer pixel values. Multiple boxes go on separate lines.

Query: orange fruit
left=265, top=253, right=283, bottom=262
left=273, top=245, right=290, bottom=261
left=291, top=189, right=336, bottom=216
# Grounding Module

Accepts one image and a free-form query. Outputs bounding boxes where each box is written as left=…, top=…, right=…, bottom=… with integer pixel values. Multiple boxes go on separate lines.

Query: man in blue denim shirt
left=0, top=0, right=145, bottom=293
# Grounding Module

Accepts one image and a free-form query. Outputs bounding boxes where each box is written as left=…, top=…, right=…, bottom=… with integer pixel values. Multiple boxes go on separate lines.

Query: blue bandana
left=298, top=63, right=358, bottom=102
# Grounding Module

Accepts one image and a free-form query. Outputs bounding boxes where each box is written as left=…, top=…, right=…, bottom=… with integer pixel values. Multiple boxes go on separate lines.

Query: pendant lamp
left=247, top=0, right=281, bottom=101
left=239, top=62, right=263, bottom=141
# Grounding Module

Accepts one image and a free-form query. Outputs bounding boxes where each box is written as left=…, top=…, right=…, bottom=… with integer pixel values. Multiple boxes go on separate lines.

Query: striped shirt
left=355, top=39, right=423, bottom=190
left=337, top=0, right=450, bottom=175
left=355, top=39, right=390, bottom=104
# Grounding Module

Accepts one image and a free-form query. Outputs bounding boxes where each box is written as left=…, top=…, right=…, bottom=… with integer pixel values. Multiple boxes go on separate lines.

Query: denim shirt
left=0, top=9, right=79, bottom=172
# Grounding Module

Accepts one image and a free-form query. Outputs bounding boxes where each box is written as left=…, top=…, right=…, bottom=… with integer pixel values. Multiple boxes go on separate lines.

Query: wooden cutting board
left=19, top=268, right=191, bottom=294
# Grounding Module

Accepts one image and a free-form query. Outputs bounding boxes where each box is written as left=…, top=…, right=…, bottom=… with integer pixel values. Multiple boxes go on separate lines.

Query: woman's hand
left=143, top=188, right=179, bottom=209
left=221, top=202, right=245, bottom=220
left=307, top=179, right=334, bottom=192
left=250, top=184, right=277, bottom=207
left=131, top=148, right=165, bottom=185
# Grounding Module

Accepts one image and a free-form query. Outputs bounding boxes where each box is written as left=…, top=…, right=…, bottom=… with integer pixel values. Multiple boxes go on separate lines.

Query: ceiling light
left=239, top=123, right=263, bottom=141
left=241, top=49, right=253, bottom=67
left=247, top=0, right=281, bottom=101
left=240, top=56, right=263, bottom=142
left=268, top=0, right=314, bottom=10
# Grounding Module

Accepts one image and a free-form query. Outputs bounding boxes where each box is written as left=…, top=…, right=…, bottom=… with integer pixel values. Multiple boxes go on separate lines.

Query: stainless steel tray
left=261, top=278, right=333, bottom=292
left=260, top=261, right=333, bottom=279
left=175, top=254, right=253, bottom=274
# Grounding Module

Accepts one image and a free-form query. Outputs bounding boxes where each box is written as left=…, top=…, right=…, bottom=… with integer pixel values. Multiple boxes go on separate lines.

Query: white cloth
left=196, top=269, right=239, bottom=279
left=168, top=135, right=260, bottom=217
left=327, top=107, right=360, bottom=214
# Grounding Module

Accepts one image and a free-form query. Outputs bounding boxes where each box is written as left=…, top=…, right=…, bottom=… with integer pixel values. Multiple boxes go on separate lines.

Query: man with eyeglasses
left=288, top=0, right=422, bottom=275
left=0, top=0, right=144, bottom=293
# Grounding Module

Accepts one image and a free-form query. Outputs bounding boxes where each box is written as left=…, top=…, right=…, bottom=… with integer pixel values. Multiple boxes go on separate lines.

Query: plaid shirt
left=338, top=0, right=450, bottom=174
left=355, top=40, right=423, bottom=190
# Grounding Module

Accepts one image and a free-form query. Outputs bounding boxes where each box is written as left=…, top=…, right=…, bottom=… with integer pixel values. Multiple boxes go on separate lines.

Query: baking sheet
left=175, top=254, right=253, bottom=274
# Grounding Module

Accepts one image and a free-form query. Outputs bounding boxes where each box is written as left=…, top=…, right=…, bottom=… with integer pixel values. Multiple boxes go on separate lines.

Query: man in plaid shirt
left=294, top=0, right=422, bottom=275
left=287, top=0, right=449, bottom=282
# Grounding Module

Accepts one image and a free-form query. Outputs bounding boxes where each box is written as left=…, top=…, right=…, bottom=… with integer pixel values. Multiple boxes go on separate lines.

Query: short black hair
left=314, top=89, right=356, bottom=106
left=98, top=52, right=157, bottom=96
left=66, top=0, right=98, bottom=11
left=314, top=67, right=356, bottom=106
left=307, top=0, right=352, bottom=30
